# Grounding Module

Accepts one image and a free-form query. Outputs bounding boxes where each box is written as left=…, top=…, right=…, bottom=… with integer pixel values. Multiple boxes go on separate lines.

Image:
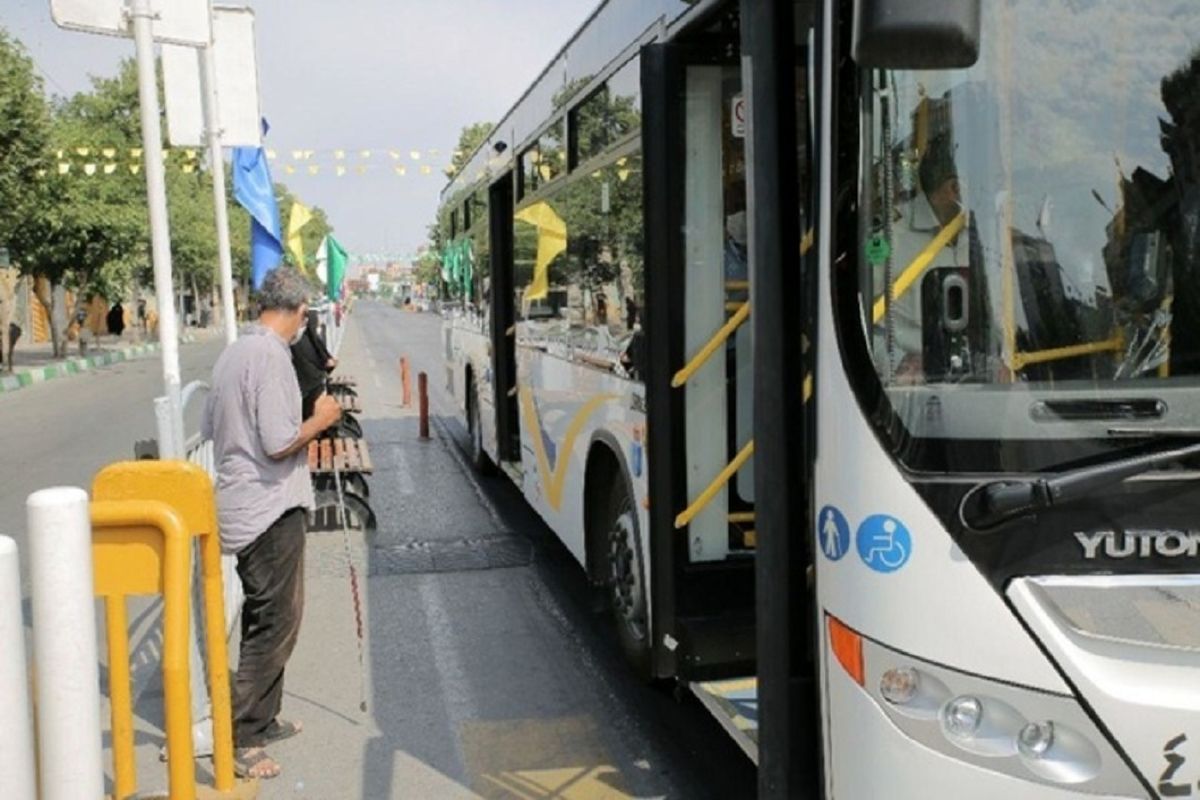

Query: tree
left=10, top=58, right=148, bottom=355
left=445, top=121, right=494, bottom=178
left=414, top=247, right=441, bottom=291
left=0, top=29, right=51, bottom=248
left=0, top=29, right=52, bottom=363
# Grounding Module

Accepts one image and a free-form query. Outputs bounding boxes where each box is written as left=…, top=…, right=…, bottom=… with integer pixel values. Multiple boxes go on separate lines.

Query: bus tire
left=604, top=475, right=651, bottom=677
left=466, top=375, right=495, bottom=475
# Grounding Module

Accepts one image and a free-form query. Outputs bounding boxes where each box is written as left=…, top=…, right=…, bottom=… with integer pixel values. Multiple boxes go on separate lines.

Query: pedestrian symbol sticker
left=857, top=514, right=911, bottom=573
left=818, top=506, right=850, bottom=562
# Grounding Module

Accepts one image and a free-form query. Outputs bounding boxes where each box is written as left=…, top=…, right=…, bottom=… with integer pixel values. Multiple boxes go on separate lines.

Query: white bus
left=441, top=1, right=1200, bottom=796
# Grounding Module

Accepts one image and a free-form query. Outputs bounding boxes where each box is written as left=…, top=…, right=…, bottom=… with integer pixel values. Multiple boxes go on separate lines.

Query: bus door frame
left=643, top=41, right=688, bottom=680
left=740, top=0, right=821, bottom=795
left=643, top=31, right=758, bottom=683
left=489, top=170, right=520, bottom=463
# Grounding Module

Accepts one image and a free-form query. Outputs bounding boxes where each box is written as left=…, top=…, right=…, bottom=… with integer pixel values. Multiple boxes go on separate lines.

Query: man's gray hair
left=257, top=267, right=309, bottom=312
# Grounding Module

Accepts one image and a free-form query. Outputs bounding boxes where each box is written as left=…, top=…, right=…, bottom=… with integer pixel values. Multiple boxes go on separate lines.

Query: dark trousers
left=233, top=507, right=306, bottom=747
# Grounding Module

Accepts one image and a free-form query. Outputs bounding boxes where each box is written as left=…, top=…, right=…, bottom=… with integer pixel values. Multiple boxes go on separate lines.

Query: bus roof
left=439, top=0, right=711, bottom=206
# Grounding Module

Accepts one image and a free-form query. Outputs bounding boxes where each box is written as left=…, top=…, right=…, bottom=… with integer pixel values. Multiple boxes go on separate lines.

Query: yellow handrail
left=871, top=211, right=966, bottom=325
left=1012, top=336, right=1124, bottom=371
left=678, top=229, right=815, bottom=390
left=672, top=301, right=751, bottom=388
left=675, top=440, right=755, bottom=529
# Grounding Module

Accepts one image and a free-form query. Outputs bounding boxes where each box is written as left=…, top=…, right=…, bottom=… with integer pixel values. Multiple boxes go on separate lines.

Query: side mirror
left=853, top=0, right=981, bottom=70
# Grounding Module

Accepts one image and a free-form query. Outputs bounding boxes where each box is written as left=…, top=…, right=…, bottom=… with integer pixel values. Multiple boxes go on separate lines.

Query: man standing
left=201, top=267, right=341, bottom=780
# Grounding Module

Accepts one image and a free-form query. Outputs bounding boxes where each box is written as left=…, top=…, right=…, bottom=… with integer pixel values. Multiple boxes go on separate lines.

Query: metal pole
left=0, top=536, right=36, bottom=800
left=418, top=371, right=430, bottom=439
left=130, top=0, right=185, bottom=455
left=27, top=487, right=104, bottom=800
left=200, top=44, right=237, bottom=347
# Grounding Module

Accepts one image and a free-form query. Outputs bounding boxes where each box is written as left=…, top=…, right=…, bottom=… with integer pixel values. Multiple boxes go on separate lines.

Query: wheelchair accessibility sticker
left=856, top=515, right=912, bottom=573
left=818, top=506, right=851, bottom=562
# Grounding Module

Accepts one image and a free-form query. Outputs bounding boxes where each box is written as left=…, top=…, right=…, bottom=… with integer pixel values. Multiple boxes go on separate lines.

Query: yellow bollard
left=92, top=460, right=247, bottom=799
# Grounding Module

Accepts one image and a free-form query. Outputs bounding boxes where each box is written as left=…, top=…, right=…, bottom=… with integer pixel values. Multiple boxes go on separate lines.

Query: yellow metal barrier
left=91, top=460, right=245, bottom=800
left=871, top=211, right=966, bottom=325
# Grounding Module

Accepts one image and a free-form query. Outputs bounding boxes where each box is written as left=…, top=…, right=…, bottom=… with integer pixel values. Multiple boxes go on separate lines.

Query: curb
left=0, top=342, right=163, bottom=395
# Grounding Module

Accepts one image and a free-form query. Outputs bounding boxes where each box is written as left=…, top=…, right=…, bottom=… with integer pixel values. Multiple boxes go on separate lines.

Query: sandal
left=252, top=718, right=303, bottom=747
left=234, top=747, right=281, bottom=780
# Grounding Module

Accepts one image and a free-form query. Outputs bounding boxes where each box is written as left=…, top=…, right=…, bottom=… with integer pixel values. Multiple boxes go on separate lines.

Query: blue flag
left=232, top=129, right=283, bottom=290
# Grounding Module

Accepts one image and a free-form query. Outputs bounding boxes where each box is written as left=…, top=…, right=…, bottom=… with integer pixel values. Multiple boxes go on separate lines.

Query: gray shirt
left=201, top=323, right=314, bottom=553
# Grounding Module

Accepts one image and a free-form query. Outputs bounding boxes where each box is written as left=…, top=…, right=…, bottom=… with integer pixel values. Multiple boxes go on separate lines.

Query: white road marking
left=394, top=446, right=416, bottom=495
left=417, top=574, right=475, bottom=774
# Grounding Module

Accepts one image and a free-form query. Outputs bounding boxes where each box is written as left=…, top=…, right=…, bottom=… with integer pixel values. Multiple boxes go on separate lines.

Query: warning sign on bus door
left=732, top=93, right=746, bottom=138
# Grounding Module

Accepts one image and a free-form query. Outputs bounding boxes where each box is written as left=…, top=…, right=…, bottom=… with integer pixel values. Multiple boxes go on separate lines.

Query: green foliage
left=445, top=121, right=494, bottom=178
left=414, top=248, right=441, bottom=289
left=1, top=44, right=322, bottom=307
left=0, top=29, right=52, bottom=253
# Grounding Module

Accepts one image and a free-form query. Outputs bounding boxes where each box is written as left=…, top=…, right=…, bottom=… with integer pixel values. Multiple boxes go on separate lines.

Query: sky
left=2, top=0, right=599, bottom=258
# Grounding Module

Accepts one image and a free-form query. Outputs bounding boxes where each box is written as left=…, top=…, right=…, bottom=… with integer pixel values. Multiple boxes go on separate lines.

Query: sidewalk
left=108, top=306, right=725, bottom=799
left=0, top=327, right=214, bottom=394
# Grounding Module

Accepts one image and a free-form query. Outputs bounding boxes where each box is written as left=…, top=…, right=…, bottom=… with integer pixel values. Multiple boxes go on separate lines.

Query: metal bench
left=336, top=393, right=362, bottom=414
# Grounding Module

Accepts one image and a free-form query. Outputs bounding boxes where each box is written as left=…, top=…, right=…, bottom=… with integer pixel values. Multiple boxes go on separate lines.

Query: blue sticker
left=856, top=514, right=912, bottom=573
left=818, top=505, right=851, bottom=561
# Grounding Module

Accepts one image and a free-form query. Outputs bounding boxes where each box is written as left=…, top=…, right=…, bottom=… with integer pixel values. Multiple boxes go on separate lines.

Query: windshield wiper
left=962, top=436, right=1200, bottom=531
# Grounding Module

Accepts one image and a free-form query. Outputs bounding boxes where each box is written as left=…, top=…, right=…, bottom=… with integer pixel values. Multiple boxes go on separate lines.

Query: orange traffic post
left=418, top=371, right=430, bottom=440
left=400, top=356, right=412, bottom=407
left=92, top=460, right=249, bottom=799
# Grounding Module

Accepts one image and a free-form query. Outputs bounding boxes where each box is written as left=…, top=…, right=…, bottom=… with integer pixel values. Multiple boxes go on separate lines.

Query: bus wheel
left=605, top=480, right=650, bottom=676
left=466, top=377, right=494, bottom=475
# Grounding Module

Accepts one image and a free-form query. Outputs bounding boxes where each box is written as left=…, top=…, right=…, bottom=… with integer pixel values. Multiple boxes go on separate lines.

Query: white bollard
left=27, top=487, right=104, bottom=800
left=0, top=536, right=36, bottom=800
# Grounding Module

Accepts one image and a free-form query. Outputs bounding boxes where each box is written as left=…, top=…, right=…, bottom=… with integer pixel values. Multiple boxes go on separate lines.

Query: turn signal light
left=827, top=615, right=864, bottom=686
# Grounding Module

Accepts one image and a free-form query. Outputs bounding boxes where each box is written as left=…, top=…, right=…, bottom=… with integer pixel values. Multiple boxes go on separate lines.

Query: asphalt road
left=0, top=334, right=225, bottom=593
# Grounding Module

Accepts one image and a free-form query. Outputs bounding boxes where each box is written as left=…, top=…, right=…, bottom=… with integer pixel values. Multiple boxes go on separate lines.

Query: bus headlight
left=1017, top=720, right=1102, bottom=784
left=879, top=667, right=919, bottom=705
left=827, top=616, right=1141, bottom=795
left=1018, top=721, right=1055, bottom=758
left=942, top=695, right=983, bottom=738
left=939, top=694, right=1024, bottom=757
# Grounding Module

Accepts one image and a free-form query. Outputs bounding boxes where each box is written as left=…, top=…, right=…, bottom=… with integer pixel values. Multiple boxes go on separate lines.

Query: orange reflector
left=827, top=615, right=865, bottom=686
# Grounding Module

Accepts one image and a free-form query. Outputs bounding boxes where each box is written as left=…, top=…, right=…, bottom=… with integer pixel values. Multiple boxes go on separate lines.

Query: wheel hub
left=608, top=511, right=646, bottom=636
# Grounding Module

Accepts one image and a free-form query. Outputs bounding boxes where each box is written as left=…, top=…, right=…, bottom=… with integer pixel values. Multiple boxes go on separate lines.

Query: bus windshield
left=857, top=1, right=1200, bottom=466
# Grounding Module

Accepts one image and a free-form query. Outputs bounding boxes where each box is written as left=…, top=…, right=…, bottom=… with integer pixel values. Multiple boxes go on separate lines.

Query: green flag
left=326, top=235, right=349, bottom=300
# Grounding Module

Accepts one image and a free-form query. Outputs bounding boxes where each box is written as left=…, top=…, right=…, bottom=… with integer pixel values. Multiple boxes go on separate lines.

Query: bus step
left=499, top=460, right=522, bottom=485
left=675, top=612, right=755, bottom=678
left=691, top=677, right=758, bottom=764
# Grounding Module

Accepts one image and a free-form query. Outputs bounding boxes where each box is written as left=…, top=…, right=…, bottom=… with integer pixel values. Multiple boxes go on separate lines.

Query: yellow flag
left=287, top=202, right=314, bottom=274
left=514, top=201, right=567, bottom=302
